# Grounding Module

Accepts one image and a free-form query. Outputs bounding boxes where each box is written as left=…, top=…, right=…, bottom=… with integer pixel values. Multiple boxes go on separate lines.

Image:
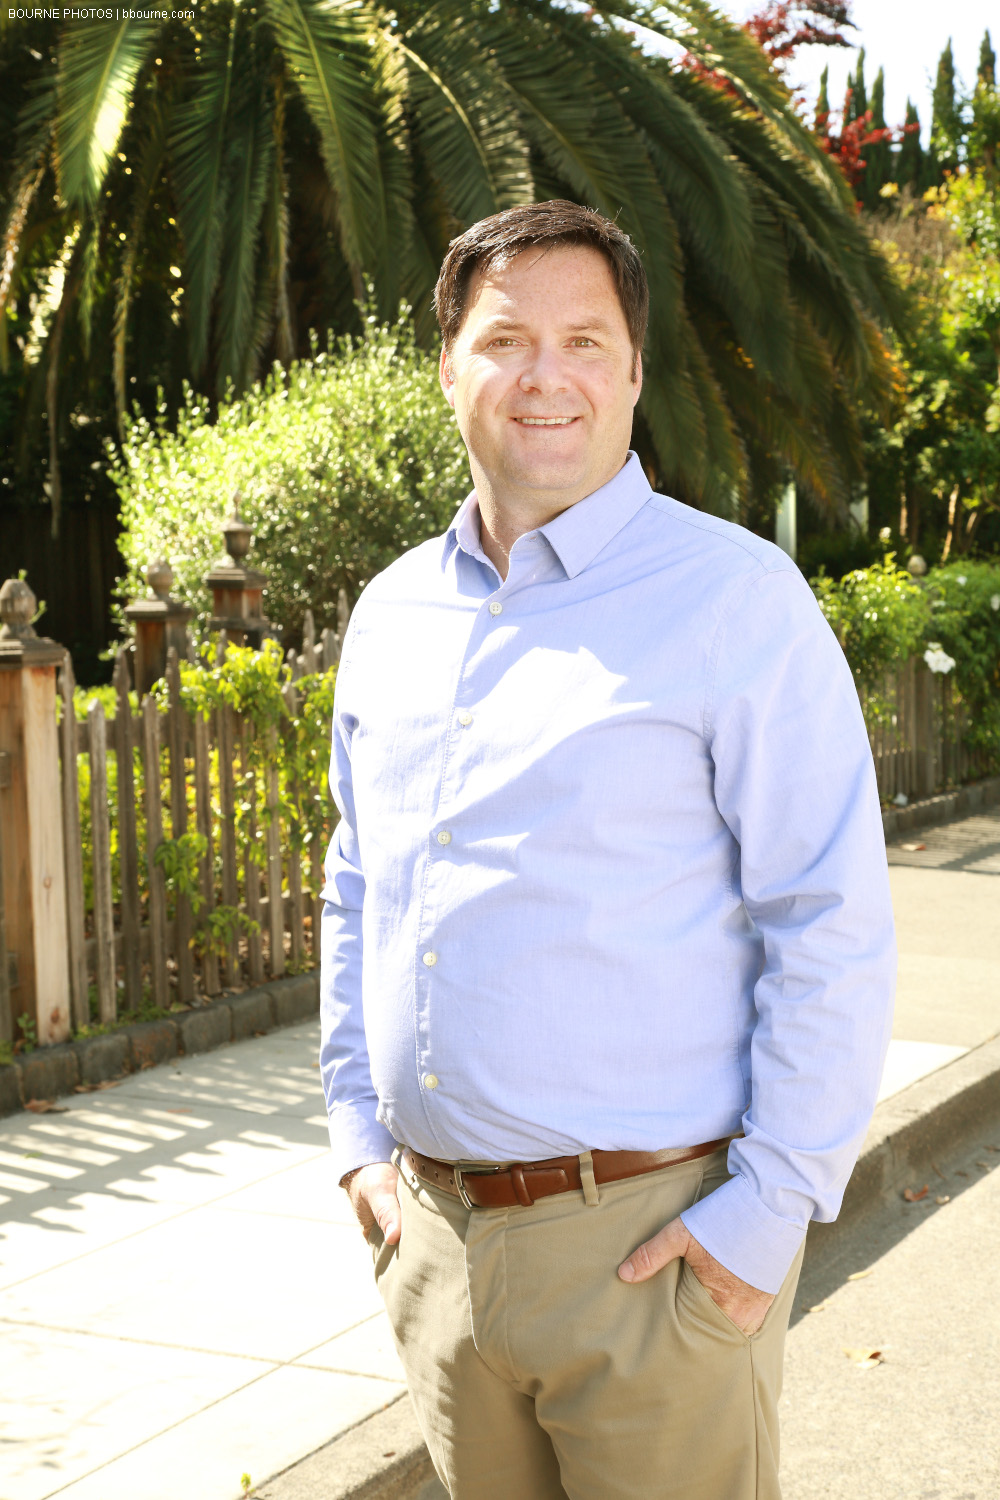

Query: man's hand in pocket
left=343, top=1162, right=402, bottom=1244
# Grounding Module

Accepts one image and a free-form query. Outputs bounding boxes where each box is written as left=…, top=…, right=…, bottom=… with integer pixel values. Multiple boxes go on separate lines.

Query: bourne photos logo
left=8, top=6, right=196, bottom=16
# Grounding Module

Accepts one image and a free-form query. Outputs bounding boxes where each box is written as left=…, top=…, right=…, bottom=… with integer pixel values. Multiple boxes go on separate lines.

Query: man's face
left=439, top=244, right=642, bottom=513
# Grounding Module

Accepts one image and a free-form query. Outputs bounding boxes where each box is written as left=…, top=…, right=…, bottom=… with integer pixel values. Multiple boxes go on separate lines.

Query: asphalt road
left=780, top=1128, right=1000, bottom=1500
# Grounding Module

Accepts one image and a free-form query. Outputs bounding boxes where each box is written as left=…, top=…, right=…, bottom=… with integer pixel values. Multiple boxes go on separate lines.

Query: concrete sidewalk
left=1, top=809, right=997, bottom=1500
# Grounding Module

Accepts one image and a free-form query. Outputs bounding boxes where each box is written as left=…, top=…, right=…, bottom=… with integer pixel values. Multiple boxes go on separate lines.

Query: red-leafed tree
left=745, top=1, right=856, bottom=67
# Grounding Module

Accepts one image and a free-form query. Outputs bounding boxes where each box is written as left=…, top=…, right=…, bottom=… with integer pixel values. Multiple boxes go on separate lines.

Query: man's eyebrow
left=476, top=317, right=617, bottom=337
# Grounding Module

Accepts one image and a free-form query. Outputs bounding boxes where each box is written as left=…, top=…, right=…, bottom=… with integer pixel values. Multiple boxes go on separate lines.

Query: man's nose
left=518, top=345, right=571, bottom=394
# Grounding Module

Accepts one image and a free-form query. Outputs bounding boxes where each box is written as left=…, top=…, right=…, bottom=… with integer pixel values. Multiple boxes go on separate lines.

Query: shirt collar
left=445, top=452, right=652, bottom=580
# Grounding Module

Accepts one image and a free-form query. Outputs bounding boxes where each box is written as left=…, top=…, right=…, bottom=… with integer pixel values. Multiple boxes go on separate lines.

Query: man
left=320, top=200, right=895, bottom=1499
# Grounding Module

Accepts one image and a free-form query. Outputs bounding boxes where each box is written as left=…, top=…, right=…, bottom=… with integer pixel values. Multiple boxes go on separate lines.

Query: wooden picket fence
left=861, top=657, right=989, bottom=803
left=1, top=635, right=992, bottom=1046
left=55, top=611, right=342, bottom=1033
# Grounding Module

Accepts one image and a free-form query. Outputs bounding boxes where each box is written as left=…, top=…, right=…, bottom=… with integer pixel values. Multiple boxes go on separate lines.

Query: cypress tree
left=979, top=30, right=996, bottom=88
left=929, top=38, right=963, bottom=179
left=897, top=99, right=924, bottom=191
left=848, top=48, right=868, bottom=125
left=864, top=66, right=891, bottom=206
left=816, top=64, right=831, bottom=130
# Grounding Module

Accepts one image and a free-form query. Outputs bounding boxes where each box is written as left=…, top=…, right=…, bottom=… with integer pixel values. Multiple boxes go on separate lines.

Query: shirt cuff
left=679, top=1171, right=807, bottom=1294
left=326, top=1102, right=398, bottom=1188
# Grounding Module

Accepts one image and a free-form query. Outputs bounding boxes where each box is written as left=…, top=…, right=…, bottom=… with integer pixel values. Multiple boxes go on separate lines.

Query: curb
left=0, top=971, right=319, bottom=1118
left=880, top=773, right=1000, bottom=841
left=260, top=1031, right=1000, bottom=1500
left=837, top=1029, right=1000, bottom=1224
left=258, top=1397, right=439, bottom=1500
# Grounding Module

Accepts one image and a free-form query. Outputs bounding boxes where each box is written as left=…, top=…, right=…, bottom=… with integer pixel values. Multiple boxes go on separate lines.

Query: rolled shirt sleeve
left=679, top=566, right=897, bottom=1292
left=319, top=649, right=397, bottom=1185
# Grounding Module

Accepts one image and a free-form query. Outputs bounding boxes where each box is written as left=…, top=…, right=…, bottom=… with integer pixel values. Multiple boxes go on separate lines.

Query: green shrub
left=109, top=309, right=471, bottom=642
left=811, top=557, right=930, bottom=694
left=922, top=561, right=1000, bottom=756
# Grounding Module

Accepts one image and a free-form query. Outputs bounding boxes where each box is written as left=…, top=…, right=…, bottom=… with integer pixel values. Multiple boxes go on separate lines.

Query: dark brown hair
left=433, top=201, right=648, bottom=374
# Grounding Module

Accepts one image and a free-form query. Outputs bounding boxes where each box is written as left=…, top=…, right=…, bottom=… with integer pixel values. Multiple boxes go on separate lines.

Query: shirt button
left=458, top=711, right=473, bottom=726
left=422, top=951, right=438, bottom=967
left=423, top=1074, right=439, bottom=1090
left=436, top=831, right=452, bottom=845
left=489, top=601, right=503, bottom=616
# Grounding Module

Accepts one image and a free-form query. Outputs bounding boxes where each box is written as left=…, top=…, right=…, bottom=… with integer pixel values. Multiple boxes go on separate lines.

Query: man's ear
left=439, top=345, right=456, bottom=409
left=631, top=349, right=643, bottom=407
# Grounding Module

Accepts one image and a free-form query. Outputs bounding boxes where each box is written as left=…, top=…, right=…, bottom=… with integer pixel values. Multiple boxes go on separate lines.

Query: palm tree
left=0, top=0, right=901, bottom=531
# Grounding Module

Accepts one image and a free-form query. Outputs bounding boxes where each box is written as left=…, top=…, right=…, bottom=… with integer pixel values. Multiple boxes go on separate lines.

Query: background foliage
left=109, top=310, right=469, bottom=639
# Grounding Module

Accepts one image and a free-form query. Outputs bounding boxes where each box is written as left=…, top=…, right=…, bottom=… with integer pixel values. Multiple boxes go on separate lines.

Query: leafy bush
left=812, top=554, right=1000, bottom=763
left=811, top=557, right=930, bottom=692
left=922, top=562, right=1000, bottom=755
left=109, top=310, right=471, bottom=642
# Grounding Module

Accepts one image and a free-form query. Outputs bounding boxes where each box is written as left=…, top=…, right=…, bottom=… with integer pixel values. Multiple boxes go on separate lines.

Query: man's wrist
left=339, top=1159, right=393, bottom=1192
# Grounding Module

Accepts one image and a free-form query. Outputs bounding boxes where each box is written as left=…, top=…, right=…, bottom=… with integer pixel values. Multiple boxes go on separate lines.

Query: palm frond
left=266, top=0, right=388, bottom=293
left=55, top=18, right=159, bottom=208
left=170, top=13, right=239, bottom=376
left=388, top=7, right=532, bottom=226
left=113, top=99, right=167, bottom=428
left=217, top=47, right=275, bottom=393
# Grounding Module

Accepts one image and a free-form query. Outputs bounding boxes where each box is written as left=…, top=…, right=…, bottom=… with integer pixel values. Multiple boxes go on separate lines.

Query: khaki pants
left=371, top=1147, right=804, bottom=1500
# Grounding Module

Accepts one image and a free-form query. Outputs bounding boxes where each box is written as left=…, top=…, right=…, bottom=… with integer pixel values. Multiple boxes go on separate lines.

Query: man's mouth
left=512, top=416, right=578, bottom=426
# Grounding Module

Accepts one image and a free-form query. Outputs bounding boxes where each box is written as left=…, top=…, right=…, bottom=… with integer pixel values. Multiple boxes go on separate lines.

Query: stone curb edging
left=0, top=972, right=319, bottom=1118
left=261, top=1031, right=1000, bottom=1500
left=258, top=1397, right=438, bottom=1500
left=880, top=773, right=1000, bottom=841
left=837, top=1028, right=1000, bottom=1226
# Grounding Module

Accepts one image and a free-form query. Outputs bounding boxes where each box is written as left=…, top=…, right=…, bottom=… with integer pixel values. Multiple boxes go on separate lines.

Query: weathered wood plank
left=113, top=650, right=142, bottom=1013
left=87, top=701, right=117, bottom=1024
left=309, top=831, right=324, bottom=964
left=217, top=703, right=240, bottom=986
left=288, top=779, right=303, bottom=970
left=59, top=655, right=89, bottom=1031
left=142, top=696, right=169, bottom=1011
left=0, top=747, right=11, bottom=1043
left=265, top=726, right=284, bottom=978
left=241, top=722, right=264, bottom=986
left=192, top=709, right=220, bottom=997
left=166, top=650, right=195, bottom=1003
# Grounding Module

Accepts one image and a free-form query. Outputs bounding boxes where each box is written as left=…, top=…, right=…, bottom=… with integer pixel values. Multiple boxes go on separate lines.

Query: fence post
left=0, top=577, right=71, bottom=1045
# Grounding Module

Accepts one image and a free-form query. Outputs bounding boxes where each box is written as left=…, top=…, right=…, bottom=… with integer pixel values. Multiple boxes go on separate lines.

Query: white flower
left=957, top=575, right=967, bottom=585
left=991, top=595, right=1000, bottom=611
left=923, top=644, right=956, bottom=674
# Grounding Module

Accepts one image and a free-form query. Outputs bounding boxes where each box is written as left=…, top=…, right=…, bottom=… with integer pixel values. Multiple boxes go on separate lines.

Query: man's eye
left=488, top=338, right=517, bottom=348
left=571, top=337, right=595, bottom=347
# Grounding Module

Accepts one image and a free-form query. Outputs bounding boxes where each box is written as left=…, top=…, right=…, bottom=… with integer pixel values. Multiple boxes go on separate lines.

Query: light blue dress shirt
left=320, top=452, right=896, bottom=1292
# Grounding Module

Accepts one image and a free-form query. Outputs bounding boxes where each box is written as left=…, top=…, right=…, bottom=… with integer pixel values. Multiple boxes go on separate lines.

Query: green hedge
left=108, top=311, right=471, bottom=642
left=812, top=556, right=1000, bottom=760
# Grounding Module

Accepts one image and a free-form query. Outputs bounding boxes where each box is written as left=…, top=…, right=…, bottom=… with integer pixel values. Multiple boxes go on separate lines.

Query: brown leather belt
left=401, top=1138, right=734, bottom=1210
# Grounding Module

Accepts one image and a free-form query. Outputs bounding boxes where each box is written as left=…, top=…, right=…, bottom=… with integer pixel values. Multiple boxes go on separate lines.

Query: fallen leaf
left=976, top=1161, right=990, bottom=1170
left=986, top=1144, right=1000, bottom=1153
left=930, top=1160, right=947, bottom=1180
left=310, top=1061, right=320, bottom=1069
left=96, top=1079, right=121, bottom=1090
left=901, top=842, right=926, bottom=852
left=935, top=1195, right=950, bottom=1205
left=847, top=1269, right=874, bottom=1281
left=843, top=1346, right=884, bottom=1368
left=166, top=1108, right=192, bottom=1114
left=25, top=1099, right=69, bottom=1114
left=382, top=1451, right=396, bottom=1458
left=955, top=1169, right=969, bottom=1178
left=808, top=1300, right=830, bottom=1313
left=903, top=1185, right=929, bottom=1202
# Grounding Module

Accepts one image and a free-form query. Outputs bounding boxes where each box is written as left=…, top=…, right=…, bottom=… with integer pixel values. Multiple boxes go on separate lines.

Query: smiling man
left=320, top=201, right=896, bottom=1499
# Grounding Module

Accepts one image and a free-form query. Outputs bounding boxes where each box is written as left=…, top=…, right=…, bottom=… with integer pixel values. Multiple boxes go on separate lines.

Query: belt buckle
left=453, top=1163, right=503, bottom=1210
